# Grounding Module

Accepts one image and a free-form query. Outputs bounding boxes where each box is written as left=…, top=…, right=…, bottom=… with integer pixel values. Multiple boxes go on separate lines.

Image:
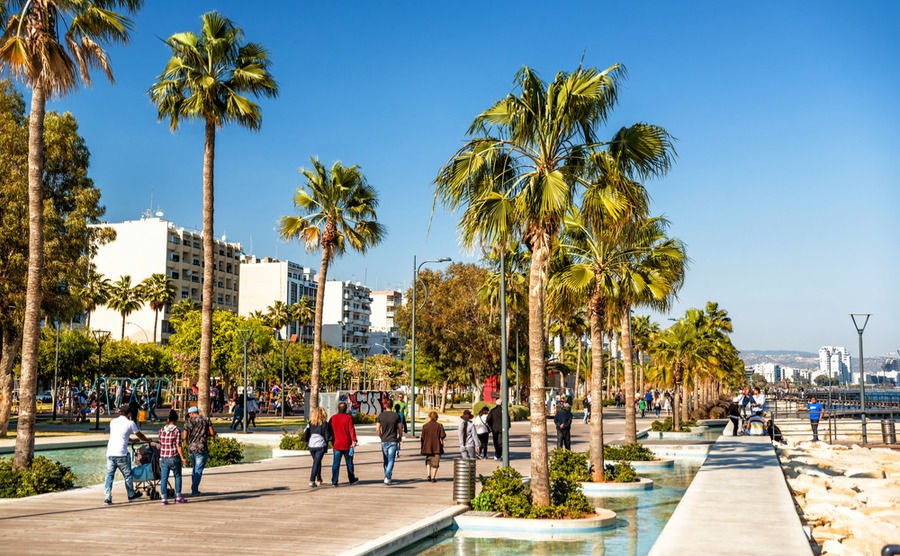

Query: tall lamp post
left=91, top=330, right=111, bottom=431
left=373, top=343, right=391, bottom=391
left=411, top=256, right=451, bottom=436
left=236, top=328, right=252, bottom=434
left=52, top=317, right=60, bottom=421
left=125, top=321, right=150, bottom=343
left=274, top=329, right=291, bottom=419
left=339, top=319, right=347, bottom=391
left=850, top=314, right=871, bottom=443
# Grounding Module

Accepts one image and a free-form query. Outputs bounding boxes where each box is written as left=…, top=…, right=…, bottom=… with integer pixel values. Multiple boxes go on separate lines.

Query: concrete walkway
left=649, top=434, right=812, bottom=556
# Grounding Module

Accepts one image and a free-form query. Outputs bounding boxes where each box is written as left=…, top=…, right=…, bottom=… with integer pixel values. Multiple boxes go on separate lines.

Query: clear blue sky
left=31, top=1, right=900, bottom=356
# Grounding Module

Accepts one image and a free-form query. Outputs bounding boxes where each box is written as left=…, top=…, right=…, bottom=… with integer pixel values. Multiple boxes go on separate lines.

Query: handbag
left=301, top=426, right=311, bottom=443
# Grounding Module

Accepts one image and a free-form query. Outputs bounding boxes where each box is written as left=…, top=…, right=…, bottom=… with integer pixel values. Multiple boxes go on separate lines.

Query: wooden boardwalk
left=0, top=413, right=646, bottom=555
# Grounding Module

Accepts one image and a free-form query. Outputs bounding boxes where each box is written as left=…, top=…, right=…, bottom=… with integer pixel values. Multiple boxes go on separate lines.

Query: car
left=36, top=390, right=54, bottom=403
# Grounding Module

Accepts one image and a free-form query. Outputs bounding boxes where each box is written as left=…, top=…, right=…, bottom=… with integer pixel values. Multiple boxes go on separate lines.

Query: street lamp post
left=850, top=314, right=871, bottom=443
left=91, top=330, right=111, bottom=431
left=52, top=317, right=60, bottom=421
left=339, top=319, right=347, bottom=391
left=125, top=321, right=150, bottom=343
left=274, top=329, right=287, bottom=419
left=236, top=328, right=252, bottom=434
left=499, top=248, right=510, bottom=467
left=373, top=343, right=391, bottom=391
left=411, top=256, right=451, bottom=436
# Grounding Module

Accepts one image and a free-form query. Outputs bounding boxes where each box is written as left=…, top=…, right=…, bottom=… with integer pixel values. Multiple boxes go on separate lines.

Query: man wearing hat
left=183, top=406, right=216, bottom=496
left=104, top=404, right=152, bottom=505
left=457, top=409, right=480, bottom=459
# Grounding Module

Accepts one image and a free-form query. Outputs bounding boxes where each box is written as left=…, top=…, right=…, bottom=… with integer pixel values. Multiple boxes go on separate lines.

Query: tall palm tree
left=0, top=0, right=142, bottom=469
left=72, top=269, right=110, bottom=329
left=279, top=158, right=385, bottom=410
left=140, top=273, right=176, bottom=344
left=631, top=315, right=660, bottom=395
left=266, top=300, right=290, bottom=336
left=106, top=275, right=143, bottom=340
left=149, top=11, right=278, bottom=416
left=290, top=297, right=314, bottom=342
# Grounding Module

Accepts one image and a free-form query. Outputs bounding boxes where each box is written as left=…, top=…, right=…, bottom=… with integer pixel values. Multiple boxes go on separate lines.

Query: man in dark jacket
left=553, top=402, right=573, bottom=450
left=487, top=404, right=507, bottom=461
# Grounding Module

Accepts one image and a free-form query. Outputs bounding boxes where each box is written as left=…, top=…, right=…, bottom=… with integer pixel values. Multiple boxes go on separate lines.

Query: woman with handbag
left=303, top=407, right=332, bottom=487
left=473, top=407, right=490, bottom=459
left=419, top=411, right=446, bottom=483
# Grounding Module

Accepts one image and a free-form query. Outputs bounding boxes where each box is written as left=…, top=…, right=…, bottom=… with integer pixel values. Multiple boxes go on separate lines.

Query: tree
left=1, top=0, right=143, bottom=470
left=0, top=81, right=114, bottom=443
left=71, top=269, right=110, bottom=329
left=266, top=300, right=290, bottom=333
left=106, top=276, right=143, bottom=340
left=140, top=273, right=176, bottom=344
left=435, top=65, right=630, bottom=503
left=279, top=158, right=385, bottom=410
left=631, top=315, right=660, bottom=396
left=290, top=297, right=314, bottom=342
left=169, top=298, right=199, bottom=323
left=149, top=11, right=278, bottom=416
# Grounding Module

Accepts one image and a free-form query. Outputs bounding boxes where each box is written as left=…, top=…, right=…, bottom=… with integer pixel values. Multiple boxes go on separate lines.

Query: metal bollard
left=452, top=458, right=476, bottom=504
left=881, top=420, right=897, bottom=444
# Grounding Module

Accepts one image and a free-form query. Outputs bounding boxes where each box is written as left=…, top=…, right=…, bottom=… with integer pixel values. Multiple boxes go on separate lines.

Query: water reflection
left=398, top=459, right=704, bottom=556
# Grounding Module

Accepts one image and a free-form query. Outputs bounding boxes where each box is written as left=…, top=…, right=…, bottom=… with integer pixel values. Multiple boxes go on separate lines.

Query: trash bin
left=453, top=458, right=476, bottom=504
left=881, top=420, right=896, bottom=444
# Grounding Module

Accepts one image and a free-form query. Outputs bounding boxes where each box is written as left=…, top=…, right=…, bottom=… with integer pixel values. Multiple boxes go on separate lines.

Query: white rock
left=821, top=539, right=845, bottom=555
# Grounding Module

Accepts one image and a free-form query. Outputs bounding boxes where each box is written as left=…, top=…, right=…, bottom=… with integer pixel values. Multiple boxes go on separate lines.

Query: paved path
left=649, top=434, right=812, bottom=556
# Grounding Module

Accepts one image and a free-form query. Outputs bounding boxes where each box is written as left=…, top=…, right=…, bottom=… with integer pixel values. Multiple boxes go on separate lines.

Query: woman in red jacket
left=329, top=402, right=359, bottom=486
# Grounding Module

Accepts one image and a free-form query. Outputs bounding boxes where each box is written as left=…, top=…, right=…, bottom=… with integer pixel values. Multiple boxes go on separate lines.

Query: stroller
left=131, top=441, right=173, bottom=500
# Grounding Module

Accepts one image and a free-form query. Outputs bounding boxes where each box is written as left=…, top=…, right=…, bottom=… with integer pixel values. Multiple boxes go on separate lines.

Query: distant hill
left=739, top=350, right=819, bottom=368
left=741, top=349, right=818, bottom=358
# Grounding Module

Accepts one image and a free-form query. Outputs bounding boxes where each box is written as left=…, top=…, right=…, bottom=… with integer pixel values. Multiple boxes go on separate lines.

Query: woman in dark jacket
left=419, top=411, right=446, bottom=483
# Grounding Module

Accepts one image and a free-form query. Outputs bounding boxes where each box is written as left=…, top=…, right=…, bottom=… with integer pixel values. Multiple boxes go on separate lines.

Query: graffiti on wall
left=346, top=391, right=393, bottom=416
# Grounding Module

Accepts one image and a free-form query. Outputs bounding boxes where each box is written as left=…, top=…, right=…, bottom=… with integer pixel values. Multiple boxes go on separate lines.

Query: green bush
left=510, top=405, right=530, bottom=421
left=471, top=466, right=532, bottom=518
left=0, top=456, right=76, bottom=498
left=709, top=406, right=726, bottom=419
left=473, top=401, right=495, bottom=415
left=603, top=462, right=638, bottom=483
left=549, top=448, right=591, bottom=483
left=352, top=412, right=377, bottom=424
left=279, top=429, right=308, bottom=450
left=650, top=416, right=695, bottom=432
left=207, top=436, right=244, bottom=467
left=604, top=442, right=655, bottom=462
left=570, top=398, right=584, bottom=411
left=601, top=398, right=617, bottom=407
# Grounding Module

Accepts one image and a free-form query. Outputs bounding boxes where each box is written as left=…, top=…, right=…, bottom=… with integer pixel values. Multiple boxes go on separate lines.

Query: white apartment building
left=369, top=290, right=405, bottom=357
left=90, top=216, right=242, bottom=343
left=238, top=256, right=317, bottom=343
left=752, top=363, right=782, bottom=384
left=321, top=280, right=371, bottom=357
left=819, top=346, right=851, bottom=384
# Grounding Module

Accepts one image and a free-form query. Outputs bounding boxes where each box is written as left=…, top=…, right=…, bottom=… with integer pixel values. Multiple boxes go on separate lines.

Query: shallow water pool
left=394, top=459, right=704, bottom=556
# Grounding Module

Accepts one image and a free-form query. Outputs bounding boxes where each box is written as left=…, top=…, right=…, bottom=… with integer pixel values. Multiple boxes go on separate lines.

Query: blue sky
left=28, top=1, right=900, bottom=356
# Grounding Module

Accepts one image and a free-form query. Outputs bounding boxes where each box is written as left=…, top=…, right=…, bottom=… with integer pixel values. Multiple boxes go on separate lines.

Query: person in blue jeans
left=305, top=407, right=332, bottom=487
left=158, top=410, right=188, bottom=504
left=183, top=406, right=216, bottom=496
left=801, top=396, right=825, bottom=442
left=104, top=404, right=151, bottom=505
left=376, top=405, right=403, bottom=485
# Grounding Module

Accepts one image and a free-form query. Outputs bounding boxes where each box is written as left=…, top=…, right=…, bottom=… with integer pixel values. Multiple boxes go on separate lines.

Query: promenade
left=0, top=411, right=648, bottom=555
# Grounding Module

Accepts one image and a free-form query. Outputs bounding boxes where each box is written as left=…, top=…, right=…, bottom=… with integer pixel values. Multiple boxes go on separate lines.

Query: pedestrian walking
left=638, top=398, right=646, bottom=418
left=727, top=396, right=741, bottom=436
left=246, top=392, right=260, bottom=428
left=488, top=404, right=507, bottom=461
left=582, top=394, right=591, bottom=424
left=663, top=394, right=672, bottom=416
left=376, top=403, right=403, bottom=485
left=800, top=396, right=824, bottom=442
left=303, top=407, right=332, bottom=487
left=329, top=402, right=359, bottom=486
left=473, top=407, right=490, bottom=459
left=183, top=406, right=216, bottom=497
left=230, top=395, right=244, bottom=430
left=420, top=411, right=446, bottom=482
left=553, top=402, right=573, bottom=450
left=653, top=395, right=661, bottom=417
left=158, top=409, right=188, bottom=504
left=457, top=409, right=479, bottom=459
left=103, top=404, right=151, bottom=505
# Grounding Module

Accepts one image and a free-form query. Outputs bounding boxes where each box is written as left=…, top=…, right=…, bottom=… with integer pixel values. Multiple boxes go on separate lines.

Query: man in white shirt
left=104, top=404, right=151, bottom=505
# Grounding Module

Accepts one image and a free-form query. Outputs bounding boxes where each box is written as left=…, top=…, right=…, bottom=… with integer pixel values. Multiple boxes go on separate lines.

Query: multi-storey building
left=369, top=290, right=405, bottom=356
left=90, top=215, right=242, bottom=343
left=321, top=280, right=371, bottom=357
left=238, top=256, right=317, bottom=343
left=819, top=346, right=851, bottom=384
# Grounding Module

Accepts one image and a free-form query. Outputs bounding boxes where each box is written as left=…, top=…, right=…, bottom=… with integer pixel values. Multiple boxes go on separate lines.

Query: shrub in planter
left=0, top=456, right=76, bottom=498
left=604, top=442, right=655, bottom=462
left=208, top=436, right=244, bottom=467
left=709, top=406, right=727, bottom=419
left=510, top=405, right=530, bottom=421
left=472, top=466, right=532, bottom=518
left=280, top=429, right=308, bottom=450
left=690, top=408, right=709, bottom=420
left=549, top=448, right=591, bottom=483
left=650, top=416, right=696, bottom=432
left=603, top=462, right=638, bottom=483
left=352, top=412, right=377, bottom=425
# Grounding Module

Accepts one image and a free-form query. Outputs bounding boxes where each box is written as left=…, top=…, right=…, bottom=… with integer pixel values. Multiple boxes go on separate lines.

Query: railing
left=770, top=394, right=898, bottom=445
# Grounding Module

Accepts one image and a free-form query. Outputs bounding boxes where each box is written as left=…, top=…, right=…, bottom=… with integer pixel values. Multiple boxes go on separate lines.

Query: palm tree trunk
left=528, top=237, right=550, bottom=506
left=574, top=334, right=582, bottom=398
left=152, top=309, right=159, bottom=345
left=681, top=382, right=690, bottom=423
left=197, top=118, right=216, bottom=417
left=638, top=351, right=645, bottom=396
left=673, top=364, right=682, bottom=432
left=309, top=244, right=332, bottom=412
left=14, top=82, right=47, bottom=470
left=120, top=314, right=126, bottom=340
left=589, top=295, right=605, bottom=483
left=0, top=328, right=23, bottom=437
left=621, top=309, right=637, bottom=443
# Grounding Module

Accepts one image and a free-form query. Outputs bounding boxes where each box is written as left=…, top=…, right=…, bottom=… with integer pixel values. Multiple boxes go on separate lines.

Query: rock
left=810, top=527, right=846, bottom=543
left=841, top=537, right=884, bottom=556
left=805, top=487, right=859, bottom=509
left=858, top=489, right=900, bottom=508
left=821, top=539, right=845, bottom=555
left=844, top=467, right=885, bottom=479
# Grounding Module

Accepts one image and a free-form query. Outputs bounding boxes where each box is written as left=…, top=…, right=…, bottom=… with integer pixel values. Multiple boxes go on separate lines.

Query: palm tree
left=436, top=65, right=628, bottom=503
left=0, top=0, right=142, bottom=469
left=149, top=11, right=278, bottom=416
left=72, top=269, right=110, bottom=328
left=170, top=298, right=200, bottom=323
left=631, top=315, right=660, bottom=395
left=279, top=158, right=386, bottom=410
left=139, top=273, right=176, bottom=343
left=290, top=297, right=314, bottom=342
left=107, top=275, right=143, bottom=340
left=266, top=300, right=290, bottom=336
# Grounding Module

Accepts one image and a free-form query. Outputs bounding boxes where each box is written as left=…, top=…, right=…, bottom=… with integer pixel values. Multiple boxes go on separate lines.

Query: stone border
left=610, top=458, right=675, bottom=471
left=581, top=477, right=654, bottom=494
left=652, top=431, right=706, bottom=440
left=338, top=504, right=471, bottom=556
left=454, top=508, right=618, bottom=536
left=272, top=448, right=310, bottom=458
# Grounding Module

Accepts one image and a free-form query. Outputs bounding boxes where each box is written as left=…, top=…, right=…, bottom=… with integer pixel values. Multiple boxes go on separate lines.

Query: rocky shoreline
left=778, top=442, right=900, bottom=555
